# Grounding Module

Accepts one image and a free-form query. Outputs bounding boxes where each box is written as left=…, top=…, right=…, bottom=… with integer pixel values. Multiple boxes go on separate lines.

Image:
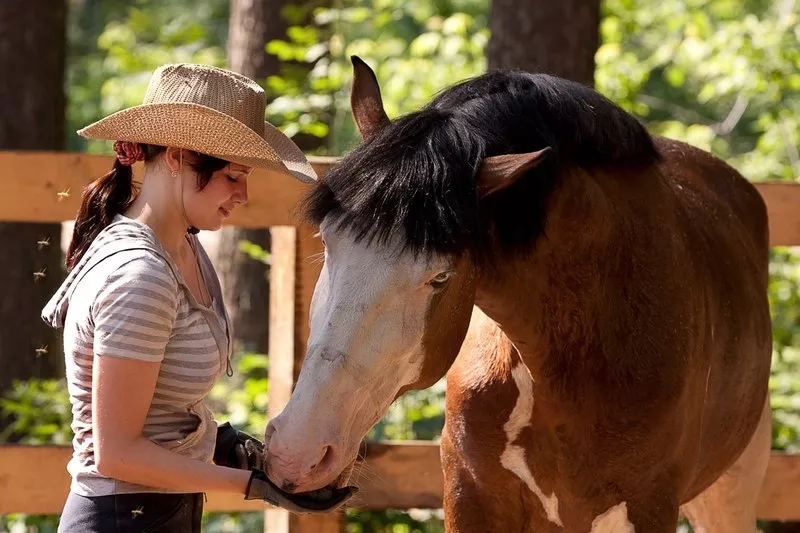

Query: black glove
left=214, top=422, right=264, bottom=470
left=245, top=469, right=358, bottom=514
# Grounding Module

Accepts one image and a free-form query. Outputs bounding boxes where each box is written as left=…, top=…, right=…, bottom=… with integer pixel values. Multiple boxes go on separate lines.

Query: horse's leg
left=441, top=430, right=547, bottom=532
left=680, top=396, right=771, bottom=533
left=440, top=431, right=518, bottom=532
left=606, top=484, right=680, bottom=533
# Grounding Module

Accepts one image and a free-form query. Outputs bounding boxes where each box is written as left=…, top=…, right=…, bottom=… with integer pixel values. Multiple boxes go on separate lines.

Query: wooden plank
left=265, top=224, right=339, bottom=533
left=1, top=444, right=799, bottom=520
left=2, top=150, right=800, bottom=245
left=265, top=227, right=298, bottom=533
left=267, top=227, right=297, bottom=422
left=756, top=451, right=800, bottom=521
left=352, top=441, right=445, bottom=510
left=292, top=224, right=325, bottom=379
left=0, top=151, right=336, bottom=228
left=757, top=181, right=800, bottom=247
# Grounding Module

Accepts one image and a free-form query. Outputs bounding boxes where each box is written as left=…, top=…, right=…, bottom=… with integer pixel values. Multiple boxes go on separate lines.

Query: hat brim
left=77, top=102, right=317, bottom=183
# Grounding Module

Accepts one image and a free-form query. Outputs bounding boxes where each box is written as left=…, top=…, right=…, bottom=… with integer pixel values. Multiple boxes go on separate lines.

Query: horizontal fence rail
left=0, top=151, right=335, bottom=228
left=1, top=151, right=800, bottom=245
left=0, top=444, right=799, bottom=520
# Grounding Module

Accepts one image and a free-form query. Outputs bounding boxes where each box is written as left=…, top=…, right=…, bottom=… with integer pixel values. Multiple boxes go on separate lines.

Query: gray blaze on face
left=265, top=222, right=454, bottom=490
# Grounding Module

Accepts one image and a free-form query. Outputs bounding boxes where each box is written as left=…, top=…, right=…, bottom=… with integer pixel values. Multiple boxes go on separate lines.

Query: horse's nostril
left=308, top=445, right=334, bottom=473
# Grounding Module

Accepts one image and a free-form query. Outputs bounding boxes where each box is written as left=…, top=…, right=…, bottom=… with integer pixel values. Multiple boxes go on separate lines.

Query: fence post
left=265, top=225, right=343, bottom=533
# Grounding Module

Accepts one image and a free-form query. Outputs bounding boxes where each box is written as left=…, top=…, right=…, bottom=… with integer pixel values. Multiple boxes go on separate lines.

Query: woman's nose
left=235, top=180, right=248, bottom=205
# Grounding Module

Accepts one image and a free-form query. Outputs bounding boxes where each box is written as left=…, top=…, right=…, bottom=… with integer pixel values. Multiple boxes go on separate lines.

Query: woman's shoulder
left=83, top=219, right=177, bottom=279
left=75, top=221, right=182, bottom=310
left=71, top=248, right=178, bottom=311
left=44, top=218, right=181, bottom=330
left=90, top=216, right=163, bottom=254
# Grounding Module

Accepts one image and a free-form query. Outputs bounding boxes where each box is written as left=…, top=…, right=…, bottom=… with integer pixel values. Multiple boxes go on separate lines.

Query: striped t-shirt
left=42, top=216, right=232, bottom=496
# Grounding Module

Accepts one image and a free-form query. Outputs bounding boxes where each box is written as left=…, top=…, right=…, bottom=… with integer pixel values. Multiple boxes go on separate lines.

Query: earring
left=171, top=169, right=178, bottom=178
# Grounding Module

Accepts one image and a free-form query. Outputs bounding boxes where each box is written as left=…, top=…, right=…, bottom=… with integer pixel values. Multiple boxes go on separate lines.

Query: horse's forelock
left=301, top=109, right=488, bottom=260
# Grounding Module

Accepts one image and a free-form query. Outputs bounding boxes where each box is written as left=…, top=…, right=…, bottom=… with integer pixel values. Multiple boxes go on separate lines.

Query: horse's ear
left=476, top=148, right=553, bottom=199
left=350, top=56, right=390, bottom=140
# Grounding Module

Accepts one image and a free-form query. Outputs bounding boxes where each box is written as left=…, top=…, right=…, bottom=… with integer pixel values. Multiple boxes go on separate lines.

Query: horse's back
left=654, top=136, right=769, bottom=255
left=651, top=136, right=771, bottom=498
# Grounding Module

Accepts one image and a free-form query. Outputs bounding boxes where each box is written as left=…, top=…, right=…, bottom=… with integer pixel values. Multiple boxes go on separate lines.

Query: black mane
left=303, top=71, right=660, bottom=261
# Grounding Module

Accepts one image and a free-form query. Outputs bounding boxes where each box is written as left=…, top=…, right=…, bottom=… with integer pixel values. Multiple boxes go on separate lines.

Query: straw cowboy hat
left=78, top=63, right=317, bottom=183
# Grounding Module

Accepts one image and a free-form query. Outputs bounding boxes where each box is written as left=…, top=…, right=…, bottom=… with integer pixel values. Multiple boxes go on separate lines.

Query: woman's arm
left=92, top=352, right=251, bottom=494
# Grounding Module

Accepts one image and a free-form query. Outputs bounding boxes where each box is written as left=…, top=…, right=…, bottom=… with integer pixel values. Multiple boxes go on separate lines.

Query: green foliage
left=0, top=379, right=73, bottom=444
left=66, top=0, right=229, bottom=154
left=238, top=240, right=271, bottom=266
left=345, top=509, right=445, bottom=533
left=370, top=380, right=446, bottom=441
left=264, top=0, right=489, bottom=154
left=597, top=0, right=799, bottom=181
left=768, top=248, right=800, bottom=451
left=208, top=353, right=270, bottom=437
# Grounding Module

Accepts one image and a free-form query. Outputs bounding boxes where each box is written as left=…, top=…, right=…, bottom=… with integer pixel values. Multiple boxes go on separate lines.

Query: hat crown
left=143, top=63, right=266, bottom=134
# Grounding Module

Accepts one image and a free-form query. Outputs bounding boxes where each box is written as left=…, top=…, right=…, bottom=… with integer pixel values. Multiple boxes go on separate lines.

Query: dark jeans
left=58, top=491, right=204, bottom=532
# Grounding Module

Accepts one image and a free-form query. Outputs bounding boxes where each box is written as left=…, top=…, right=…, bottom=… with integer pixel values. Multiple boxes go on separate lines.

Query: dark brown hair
left=66, top=143, right=228, bottom=270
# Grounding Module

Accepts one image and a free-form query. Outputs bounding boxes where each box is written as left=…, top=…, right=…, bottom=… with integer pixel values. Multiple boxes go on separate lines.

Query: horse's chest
left=446, top=361, right=644, bottom=532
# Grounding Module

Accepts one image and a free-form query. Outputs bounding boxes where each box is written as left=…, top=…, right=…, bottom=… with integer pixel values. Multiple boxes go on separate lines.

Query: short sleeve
left=92, top=256, right=179, bottom=363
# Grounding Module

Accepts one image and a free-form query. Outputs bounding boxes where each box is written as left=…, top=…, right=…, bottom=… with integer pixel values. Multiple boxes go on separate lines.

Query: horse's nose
left=265, top=420, right=337, bottom=490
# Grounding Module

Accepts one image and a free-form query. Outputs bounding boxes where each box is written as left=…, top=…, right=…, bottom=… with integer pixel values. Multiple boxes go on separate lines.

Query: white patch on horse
left=590, top=502, right=635, bottom=533
left=500, top=363, right=562, bottom=526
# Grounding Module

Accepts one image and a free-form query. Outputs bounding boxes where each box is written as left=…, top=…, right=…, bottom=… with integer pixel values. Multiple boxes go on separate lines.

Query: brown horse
left=264, top=57, right=773, bottom=532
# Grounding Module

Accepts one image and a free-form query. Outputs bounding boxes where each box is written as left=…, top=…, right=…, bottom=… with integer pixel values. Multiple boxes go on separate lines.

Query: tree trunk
left=488, top=0, right=600, bottom=86
left=0, top=1, right=67, bottom=409
left=220, top=0, right=324, bottom=356
left=218, top=0, right=285, bottom=356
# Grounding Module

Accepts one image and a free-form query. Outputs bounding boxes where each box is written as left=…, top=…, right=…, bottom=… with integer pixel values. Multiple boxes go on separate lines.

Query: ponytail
left=66, top=142, right=167, bottom=271
left=66, top=158, right=136, bottom=271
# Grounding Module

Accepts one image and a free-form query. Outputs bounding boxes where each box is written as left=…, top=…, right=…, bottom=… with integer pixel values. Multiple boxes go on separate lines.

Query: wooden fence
left=1, top=150, right=799, bottom=531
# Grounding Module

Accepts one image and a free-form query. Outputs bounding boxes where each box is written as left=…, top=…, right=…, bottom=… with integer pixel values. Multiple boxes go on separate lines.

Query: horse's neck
left=474, top=166, right=616, bottom=382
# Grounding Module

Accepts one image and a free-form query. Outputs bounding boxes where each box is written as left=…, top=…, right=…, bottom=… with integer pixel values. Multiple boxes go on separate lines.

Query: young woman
left=42, top=63, right=352, bottom=532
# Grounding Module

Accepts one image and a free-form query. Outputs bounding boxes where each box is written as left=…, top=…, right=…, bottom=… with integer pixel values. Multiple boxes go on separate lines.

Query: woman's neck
left=124, top=172, right=189, bottom=259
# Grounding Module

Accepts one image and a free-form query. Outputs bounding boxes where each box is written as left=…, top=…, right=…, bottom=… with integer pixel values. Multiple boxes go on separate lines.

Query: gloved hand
left=244, top=469, right=358, bottom=514
left=213, top=422, right=264, bottom=471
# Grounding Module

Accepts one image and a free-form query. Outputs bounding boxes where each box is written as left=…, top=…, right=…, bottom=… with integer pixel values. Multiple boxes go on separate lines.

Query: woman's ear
left=164, top=147, right=182, bottom=174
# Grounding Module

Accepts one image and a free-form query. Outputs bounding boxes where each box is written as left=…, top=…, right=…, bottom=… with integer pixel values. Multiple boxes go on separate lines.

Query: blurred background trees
left=0, top=0, right=797, bottom=531
left=0, top=0, right=67, bottom=434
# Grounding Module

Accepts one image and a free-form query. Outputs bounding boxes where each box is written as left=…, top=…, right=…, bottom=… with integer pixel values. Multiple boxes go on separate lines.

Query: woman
left=42, top=63, right=353, bottom=532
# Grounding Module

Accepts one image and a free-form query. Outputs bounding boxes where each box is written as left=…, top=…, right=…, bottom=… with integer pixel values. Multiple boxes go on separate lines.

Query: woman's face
left=183, top=161, right=251, bottom=231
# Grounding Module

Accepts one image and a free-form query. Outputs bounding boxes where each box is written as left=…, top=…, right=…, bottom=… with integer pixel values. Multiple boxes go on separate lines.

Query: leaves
left=239, top=240, right=271, bottom=265
left=0, top=379, right=72, bottom=445
left=263, top=0, right=488, bottom=155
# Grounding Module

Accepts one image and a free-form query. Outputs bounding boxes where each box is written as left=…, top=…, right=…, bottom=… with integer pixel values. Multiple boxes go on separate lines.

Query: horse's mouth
left=279, top=483, right=357, bottom=511
left=261, top=443, right=363, bottom=513
left=261, top=476, right=358, bottom=513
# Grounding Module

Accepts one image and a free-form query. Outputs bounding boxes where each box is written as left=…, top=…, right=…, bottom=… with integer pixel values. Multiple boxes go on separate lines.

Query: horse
left=263, top=56, right=773, bottom=532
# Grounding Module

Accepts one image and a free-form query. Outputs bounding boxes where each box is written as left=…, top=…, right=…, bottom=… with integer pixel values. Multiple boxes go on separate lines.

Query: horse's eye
left=428, top=271, right=454, bottom=290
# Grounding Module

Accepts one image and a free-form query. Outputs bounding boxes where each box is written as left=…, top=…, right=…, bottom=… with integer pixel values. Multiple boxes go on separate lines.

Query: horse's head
left=264, top=57, right=550, bottom=493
